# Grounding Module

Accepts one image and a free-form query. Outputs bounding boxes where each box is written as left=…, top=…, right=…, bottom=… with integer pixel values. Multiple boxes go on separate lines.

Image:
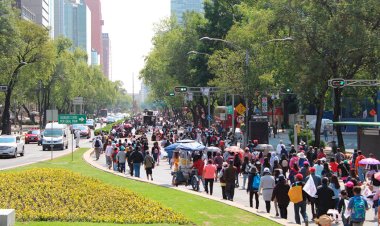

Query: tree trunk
left=314, top=98, right=325, bottom=147
left=333, top=88, right=345, bottom=151
left=22, top=104, right=35, bottom=124
left=2, top=82, right=15, bottom=135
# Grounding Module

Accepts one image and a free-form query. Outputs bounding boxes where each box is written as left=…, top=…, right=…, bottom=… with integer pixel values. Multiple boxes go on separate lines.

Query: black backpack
left=95, top=139, right=101, bottom=148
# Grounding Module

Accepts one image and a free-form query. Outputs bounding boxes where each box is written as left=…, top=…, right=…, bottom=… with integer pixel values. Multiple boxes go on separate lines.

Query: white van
left=42, top=123, right=69, bottom=151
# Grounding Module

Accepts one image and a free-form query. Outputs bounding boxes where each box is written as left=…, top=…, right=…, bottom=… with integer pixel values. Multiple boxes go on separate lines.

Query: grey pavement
left=85, top=132, right=375, bottom=226
left=0, top=133, right=93, bottom=170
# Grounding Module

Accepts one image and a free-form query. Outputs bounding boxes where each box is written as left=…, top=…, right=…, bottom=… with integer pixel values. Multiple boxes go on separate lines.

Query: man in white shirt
left=276, top=140, right=284, bottom=156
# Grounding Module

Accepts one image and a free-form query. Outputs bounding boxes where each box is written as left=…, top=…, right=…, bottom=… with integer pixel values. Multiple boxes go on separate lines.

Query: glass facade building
left=171, top=0, right=204, bottom=23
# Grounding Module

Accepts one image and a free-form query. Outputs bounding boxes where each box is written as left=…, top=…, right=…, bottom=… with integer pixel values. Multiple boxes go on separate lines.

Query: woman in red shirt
left=203, top=159, right=217, bottom=195
left=329, top=157, right=339, bottom=175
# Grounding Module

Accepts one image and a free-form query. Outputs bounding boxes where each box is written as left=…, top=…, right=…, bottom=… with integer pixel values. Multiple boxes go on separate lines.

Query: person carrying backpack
left=289, top=173, right=309, bottom=225
left=247, top=166, right=260, bottom=209
left=93, top=136, right=103, bottom=160
left=347, top=186, right=369, bottom=226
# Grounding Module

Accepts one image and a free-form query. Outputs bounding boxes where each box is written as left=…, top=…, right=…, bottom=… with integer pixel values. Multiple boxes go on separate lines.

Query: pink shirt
left=289, top=156, right=299, bottom=169
left=203, top=164, right=217, bottom=179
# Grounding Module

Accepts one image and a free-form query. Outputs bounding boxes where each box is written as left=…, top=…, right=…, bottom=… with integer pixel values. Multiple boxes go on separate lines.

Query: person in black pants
left=246, top=166, right=260, bottom=209
left=223, top=160, right=237, bottom=201
left=271, top=175, right=290, bottom=219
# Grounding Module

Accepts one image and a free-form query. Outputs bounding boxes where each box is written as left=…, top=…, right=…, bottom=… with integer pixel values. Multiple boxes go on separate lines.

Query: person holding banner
left=305, top=167, right=321, bottom=219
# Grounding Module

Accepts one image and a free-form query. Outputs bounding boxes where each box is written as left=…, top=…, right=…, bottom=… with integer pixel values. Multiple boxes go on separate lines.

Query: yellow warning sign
left=235, top=103, right=246, bottom=115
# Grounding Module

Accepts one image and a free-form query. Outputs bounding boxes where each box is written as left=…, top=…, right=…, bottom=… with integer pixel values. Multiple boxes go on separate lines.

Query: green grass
left=9, top=148, right=280, bottom=226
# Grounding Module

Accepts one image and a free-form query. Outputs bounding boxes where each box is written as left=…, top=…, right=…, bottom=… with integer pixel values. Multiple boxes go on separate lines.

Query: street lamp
left=200, top=36, right=294, bottom=146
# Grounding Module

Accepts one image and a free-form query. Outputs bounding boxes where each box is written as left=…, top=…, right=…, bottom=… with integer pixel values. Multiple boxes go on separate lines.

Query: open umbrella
left=359, top=158, right=380, bottom=165
left=225, top=146, right=244, bottom=154
left=165, top=141, right=205, bottom=154
left=374, top=172, right=380, bottom=181
left=206, top=146, right=221, bottom=153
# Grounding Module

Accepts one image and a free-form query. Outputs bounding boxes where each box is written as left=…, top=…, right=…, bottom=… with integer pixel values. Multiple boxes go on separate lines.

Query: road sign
left=237, top=115, right=244, bottom=123
left=227, top=106, right=234, bottom=114
left=220, top=113, right=226, bottom=120
left=58, top=114, right=87, bottom=124
left=46, top=110, right=58, bottom=121
left=235, top=103, right=246, bottom=115
left=262, top=97, right=268, bottom=113
left=0, top=85, right=8, bottom=92
left=73, top=97, right=84, bottom=105
left=207, top=114, right=212, bottom=121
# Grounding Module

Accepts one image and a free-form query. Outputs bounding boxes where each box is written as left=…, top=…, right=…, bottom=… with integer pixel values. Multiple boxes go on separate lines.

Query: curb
left=83, top=149, right=291, bottom=226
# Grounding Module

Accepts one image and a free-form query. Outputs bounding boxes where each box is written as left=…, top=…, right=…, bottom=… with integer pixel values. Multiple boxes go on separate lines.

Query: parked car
left=70, top=124, right=81, bottom=134
left=0, top=135, right=25, bottom=158
left=77, top=125, right=91, bottom=139
left=85, top=119, right=95, bottom=129
left=42, top=123, right=69, bottom=151
left=106, top=116, right=116, bottom=124
left=25, top=129, right=41, bottom=144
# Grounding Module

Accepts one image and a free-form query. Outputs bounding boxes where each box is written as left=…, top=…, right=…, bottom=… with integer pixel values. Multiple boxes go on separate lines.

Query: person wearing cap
left=258, top=167, right=275, bottom=213
left=355, top=150, right=366, bottom=182
left=291, top=173, right=309, bottom=225
left=305, top=167, right=322, bottom=219
left=116, top=145, right=127, bottom=173
left=345, top=181, right=355, bottom=198
left=271, top=174, right=290, bottom=219
left=223, top=159, right=237, bottom=201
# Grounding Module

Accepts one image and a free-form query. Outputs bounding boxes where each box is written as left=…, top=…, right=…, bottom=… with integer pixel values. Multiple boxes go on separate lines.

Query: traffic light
left=174, top=86, right=188, bottom=93
left=330, top=79, right=346, bottom=88
left=166, top=92, right=175, bottom=97
left=286, top=88, right=291, bottom=93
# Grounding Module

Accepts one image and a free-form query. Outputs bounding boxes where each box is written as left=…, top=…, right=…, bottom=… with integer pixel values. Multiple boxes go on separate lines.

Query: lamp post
left=200, top=37, right=293, bottom=146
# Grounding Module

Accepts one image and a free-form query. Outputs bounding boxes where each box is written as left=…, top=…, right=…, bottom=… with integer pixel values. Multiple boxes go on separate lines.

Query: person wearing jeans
left=129, top=147, right=144, bottom=178
left=292, top=173, right=309, bottom=225
left=246, top=166, right=260, bottom=209
left=203, top=159, right=216, bottom=195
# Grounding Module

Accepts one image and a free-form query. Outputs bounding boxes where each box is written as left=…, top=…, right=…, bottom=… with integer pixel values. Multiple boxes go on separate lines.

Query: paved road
left=89, top=132, right=375, bottom=225
left=0, top=133, right=93, bottom=170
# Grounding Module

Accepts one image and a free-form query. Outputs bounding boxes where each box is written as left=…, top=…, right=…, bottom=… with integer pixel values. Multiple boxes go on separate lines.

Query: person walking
left=223, top=159, right=237, bottom=201
left=347, top=186, right=370, bottom=226
left=213, top=152, right=224, bottom=181
left=130, top=147, right=144, bottom=178
left=241, top=157, right=250, bottom=189
left=305, top=167, right=322, bottom=220
left=203, top=159, right=217, bottom=195
left=143, top=151, right=155, bottom=180
left=355, top=150, right=366, bottom=182
left=247, top=166, right=260, bottom=209
left=93, top=136, right=103, bottom=160
left=74, top=129, right=80, bottom=148
left=315, top=177, right=336, bottom=217
left=104, top=141, right=113, bottom=170
left=280, top=154, right=289, bottom=175
left=152, top=142, right=161, bottom=166
left=272, top=174, right=290, bottom=219
left=233, top=153, right=242, bottom=187
left=329, top=175, right=341, bottom=209
left=116, top=146, right=126, bottom=173
left=219, top=162, right=228, bottom=199
left=291, top=173, right=309, bottom=225
left=258, top=167, right=275, bottom=213
left=125, top=147, right=134, bottom=176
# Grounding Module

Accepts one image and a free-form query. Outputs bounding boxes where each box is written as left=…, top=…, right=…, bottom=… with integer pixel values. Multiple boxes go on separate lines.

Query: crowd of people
left=93, top=120, right=378, bottom=226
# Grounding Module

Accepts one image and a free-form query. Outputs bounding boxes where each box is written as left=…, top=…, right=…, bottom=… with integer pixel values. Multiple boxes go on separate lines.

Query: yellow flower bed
left=0, top=168, right=189, bottom=224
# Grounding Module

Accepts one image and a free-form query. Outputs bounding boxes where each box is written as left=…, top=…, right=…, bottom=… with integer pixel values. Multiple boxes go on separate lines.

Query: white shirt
left=276, top=143, right=284, bottom=155
left=105, top=145, right=113, bottom=156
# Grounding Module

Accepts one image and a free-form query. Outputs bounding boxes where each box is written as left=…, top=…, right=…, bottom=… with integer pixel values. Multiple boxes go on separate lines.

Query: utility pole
left=132, top=73, right=135, bottom=116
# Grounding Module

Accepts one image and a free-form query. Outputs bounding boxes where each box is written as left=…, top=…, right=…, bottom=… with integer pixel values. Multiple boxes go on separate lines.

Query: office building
left=54, top=0, right=91, bottom=64
left=84, top=0, right=103, bottom=65
left=171, top=0, right=204, bottom=23
left=102, top=33, right=111, bottom=79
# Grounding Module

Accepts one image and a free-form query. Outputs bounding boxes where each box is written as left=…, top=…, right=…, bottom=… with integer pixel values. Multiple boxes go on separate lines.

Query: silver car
left=0, top=135, right=25, bottom=158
